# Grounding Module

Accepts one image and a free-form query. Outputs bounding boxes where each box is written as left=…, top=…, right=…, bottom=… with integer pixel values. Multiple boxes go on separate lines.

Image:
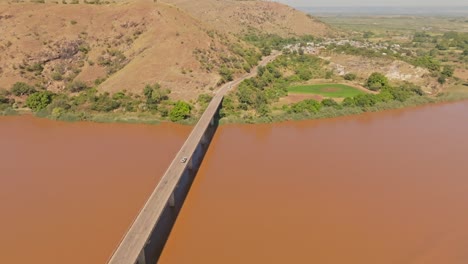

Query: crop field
left=288, top=84, right=365, bottom=98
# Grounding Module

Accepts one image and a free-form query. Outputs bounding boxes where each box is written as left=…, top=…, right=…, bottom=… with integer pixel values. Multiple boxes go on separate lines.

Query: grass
left=288, top=83, right=365, bottom=98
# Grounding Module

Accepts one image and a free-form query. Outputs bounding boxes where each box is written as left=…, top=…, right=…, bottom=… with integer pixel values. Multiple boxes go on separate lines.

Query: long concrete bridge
left=107, top=52, right=280, bottom=264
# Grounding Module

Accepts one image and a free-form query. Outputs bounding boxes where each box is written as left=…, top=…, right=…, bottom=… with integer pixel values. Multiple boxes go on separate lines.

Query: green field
left=288, top=84, right=365, bottom=98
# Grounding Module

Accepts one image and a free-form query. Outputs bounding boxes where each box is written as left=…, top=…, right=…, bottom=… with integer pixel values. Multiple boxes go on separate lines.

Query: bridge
left=107, top=52, right=280, bottom=264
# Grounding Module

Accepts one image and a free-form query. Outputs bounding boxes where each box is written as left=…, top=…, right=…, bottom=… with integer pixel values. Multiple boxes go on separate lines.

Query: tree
left=365, top=72, right=389, bottom=91
left=11, top=82, right=36, bottom=96
left=26, top=91, right=53, bottom=111
left=169, top=101, right=191, bottom=122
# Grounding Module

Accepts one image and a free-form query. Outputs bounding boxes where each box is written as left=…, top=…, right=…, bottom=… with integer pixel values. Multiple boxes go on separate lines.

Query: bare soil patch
left=278, top=94, right=323, bottom=106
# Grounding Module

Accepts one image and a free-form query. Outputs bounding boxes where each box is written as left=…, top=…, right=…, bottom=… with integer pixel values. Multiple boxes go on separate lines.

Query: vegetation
left=365, top=72, right=389, bottom=91
left=2, top=18, right=467, bottom=125
left=0, top=80, right=197, bottom=123
left=343, top=73, right=357, bottom=81
left=11, top=82, right=36, bottom=96
left=227, top=53, right=328, bottom=117
left=0, top=89, right=14, bottom=112
left=143, top=83, right=171, bottom=111
left=66, top=80, right=88, bottom=93
left=169, top=101, right=192, bottom=122
left=243, top=31, right=317, bottom=54
left=26, top=91, right=53, bottom=112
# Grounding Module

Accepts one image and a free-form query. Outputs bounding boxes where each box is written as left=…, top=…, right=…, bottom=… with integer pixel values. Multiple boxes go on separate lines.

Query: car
left=180, top=157, right=187, bottom=163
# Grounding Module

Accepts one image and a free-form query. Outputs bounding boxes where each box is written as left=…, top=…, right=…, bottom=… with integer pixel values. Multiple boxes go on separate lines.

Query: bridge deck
left=107, top=52, right=279, bottom=264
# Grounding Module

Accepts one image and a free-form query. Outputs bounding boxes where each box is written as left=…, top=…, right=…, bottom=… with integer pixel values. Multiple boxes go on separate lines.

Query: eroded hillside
left=0, top=0, right=330, bottom=101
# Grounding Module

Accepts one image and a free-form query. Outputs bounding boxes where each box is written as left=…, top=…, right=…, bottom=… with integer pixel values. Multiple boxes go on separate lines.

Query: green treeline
left=1, top=81, right=205, bottom=123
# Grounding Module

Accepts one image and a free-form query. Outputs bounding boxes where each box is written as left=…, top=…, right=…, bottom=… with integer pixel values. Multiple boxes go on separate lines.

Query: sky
left=276, top=0, right=468, bottom=7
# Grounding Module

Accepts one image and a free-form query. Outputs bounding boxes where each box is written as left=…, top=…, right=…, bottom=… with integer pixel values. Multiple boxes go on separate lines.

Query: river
left=0, top=116, right=191, bottom=264
left=159, top=101, right=468, bottom=264
left=2, top=101, right=468, bottom=264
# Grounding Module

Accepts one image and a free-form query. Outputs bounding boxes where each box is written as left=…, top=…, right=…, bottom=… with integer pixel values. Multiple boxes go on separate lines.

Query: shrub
left=51, top=72, right=63, bottom=81
left=169, top=101, right=191, bottom=122
left=219, top=66, right=233, bottom=83
left=441, top=66, right=454, bottom=78
left=412, top=55, right=441, bottom=72
left=91, top=92, right=120, bottom=112
left=321, top=98, right=339, bottom=108
left=197, top=93, right=213, bottom=106
left=143, top=83, right=170, bottom=110
left=438, top=76, right=446, bottom=84
left=66, top=81, right=88, bottom=93
left=342, top=97, right=356, bottom=107
left=26, top=91, right=53, bottom=111
left=48, top=94, right=72, bottom=110
left=344, top=73, right=357, bottom=81
left=354, top=94, right=378, bottom=107
left=26, top=63, right=44, bottom=74
left=11, top=82, right=36, bottom=96
left=365, top=72, right=389, bottom=91
left=0, top=95, right=11, bottom=105
left=290, top=99, right=322, bottom=114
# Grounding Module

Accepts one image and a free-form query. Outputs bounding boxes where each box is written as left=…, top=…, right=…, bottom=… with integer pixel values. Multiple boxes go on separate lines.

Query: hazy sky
left=276, top=0, right=468, bottom=7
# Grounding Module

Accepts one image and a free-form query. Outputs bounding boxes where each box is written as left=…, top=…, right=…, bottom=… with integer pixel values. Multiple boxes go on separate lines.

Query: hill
left=0, top=0, right=330, bottom=100
left=163, top=0, right=331, bottom=37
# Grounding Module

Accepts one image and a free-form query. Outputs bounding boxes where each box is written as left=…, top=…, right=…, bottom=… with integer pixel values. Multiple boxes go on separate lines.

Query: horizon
left=275, top=0, right=468, bottom=8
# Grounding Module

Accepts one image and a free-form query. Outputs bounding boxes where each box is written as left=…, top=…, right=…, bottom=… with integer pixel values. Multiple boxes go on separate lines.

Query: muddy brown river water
left=2, top=101, right=468, bottom=264
left=159, top=101, right=468, bottom=264
left=0, top=116, right=191, bottom=264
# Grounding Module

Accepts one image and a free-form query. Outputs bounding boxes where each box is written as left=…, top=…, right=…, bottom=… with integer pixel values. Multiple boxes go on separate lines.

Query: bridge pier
left=136, top=249, right=146, bottom=264
left=169, top=192, right=175, bottom=208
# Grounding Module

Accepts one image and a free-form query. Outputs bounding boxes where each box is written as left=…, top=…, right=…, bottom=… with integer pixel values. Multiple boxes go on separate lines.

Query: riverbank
left=2, top=91, right=468, bottom=126
left=221, top=92, right=468, bottom=124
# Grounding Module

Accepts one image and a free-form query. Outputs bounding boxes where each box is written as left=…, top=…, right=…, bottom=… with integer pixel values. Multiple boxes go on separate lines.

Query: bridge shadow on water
left=142, top=107, right=222, bottom=264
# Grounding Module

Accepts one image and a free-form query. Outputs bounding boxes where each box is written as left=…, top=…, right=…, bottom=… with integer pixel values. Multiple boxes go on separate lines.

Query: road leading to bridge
left=107, top=51, right=281, bottom=264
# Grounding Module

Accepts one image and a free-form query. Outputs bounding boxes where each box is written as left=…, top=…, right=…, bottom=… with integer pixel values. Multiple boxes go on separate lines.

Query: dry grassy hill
left=162, top=0, right=331, bottom=37
left=0, top=0, right=330, bottom=100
